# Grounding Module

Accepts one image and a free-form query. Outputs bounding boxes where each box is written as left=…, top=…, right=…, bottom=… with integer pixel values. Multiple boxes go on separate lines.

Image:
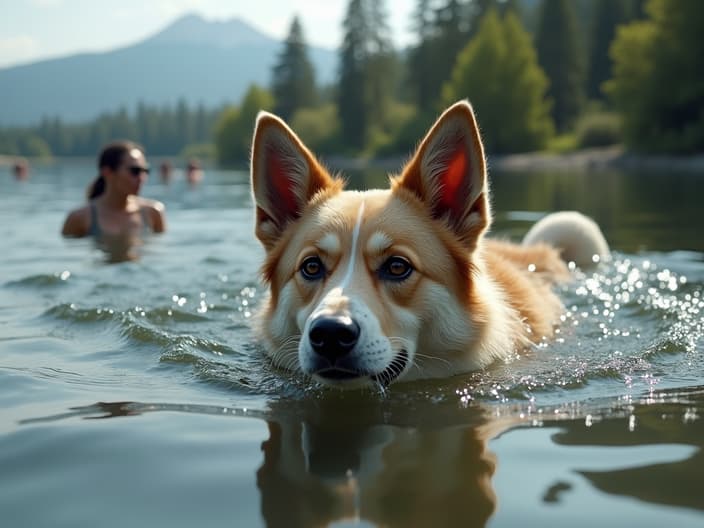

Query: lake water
left=1, top=160, right=703, bottom=527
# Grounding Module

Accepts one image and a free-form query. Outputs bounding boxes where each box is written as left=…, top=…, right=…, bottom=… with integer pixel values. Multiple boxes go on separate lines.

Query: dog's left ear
left=394, top=101, right=490, bottom=250
left=251, top=112, right=339, bottom=250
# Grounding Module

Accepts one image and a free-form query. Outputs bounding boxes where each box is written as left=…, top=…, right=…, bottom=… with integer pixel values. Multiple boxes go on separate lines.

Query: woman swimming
left=62, top=141, right=166, bottom=261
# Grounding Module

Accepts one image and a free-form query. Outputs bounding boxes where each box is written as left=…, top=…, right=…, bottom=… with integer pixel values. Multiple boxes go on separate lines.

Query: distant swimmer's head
left=13, top=158, right=29, bottom=180
left=186, top=157, right=203, bottom=185
left=88, top=141, right=150, bottom=200
left=159, top=160, right=173, bottom=183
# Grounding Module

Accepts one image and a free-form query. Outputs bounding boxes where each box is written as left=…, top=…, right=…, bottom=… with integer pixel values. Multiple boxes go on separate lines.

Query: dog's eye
left=379, top=256, right=413, bottom=281
left=300, top=256, right=326, bottom=280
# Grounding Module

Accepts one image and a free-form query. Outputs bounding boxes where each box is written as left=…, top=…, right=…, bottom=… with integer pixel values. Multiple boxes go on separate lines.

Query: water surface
left=0, top=161, right=702, bottom=527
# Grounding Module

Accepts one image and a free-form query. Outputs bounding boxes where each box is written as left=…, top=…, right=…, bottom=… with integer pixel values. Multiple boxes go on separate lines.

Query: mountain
left=0, top=14, right=337, bottom=126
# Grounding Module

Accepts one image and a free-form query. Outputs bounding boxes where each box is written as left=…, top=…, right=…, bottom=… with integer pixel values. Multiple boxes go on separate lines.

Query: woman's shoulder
left=61, top=203, right=92, bottom=237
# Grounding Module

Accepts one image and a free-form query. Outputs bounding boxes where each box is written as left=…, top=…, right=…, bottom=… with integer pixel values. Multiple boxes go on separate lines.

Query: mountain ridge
left=0, top=13, right=337, bottom=126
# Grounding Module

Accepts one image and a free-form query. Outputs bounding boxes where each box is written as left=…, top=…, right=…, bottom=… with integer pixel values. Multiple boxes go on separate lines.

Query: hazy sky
left=0, top=0, right=416, bottom=69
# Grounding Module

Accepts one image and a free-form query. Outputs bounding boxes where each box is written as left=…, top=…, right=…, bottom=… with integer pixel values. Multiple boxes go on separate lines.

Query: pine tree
left=271, top=16, right=318, bottom=120
left=338, top=0, right=369, bottom=148
left=586, top=0, right=630, bottom=100
left=443, top=9, right=553, bottom=153
left=364, top=0, right=395, bottom=129
left=337, top=0, right=395, bottom=149
left=535, top=0, right=584, bottom=132
left=407, top=0, right=440, bottom=109
left=407, top=0, right=505, bottom=112
left=606, top=0, right=704, bottom=153
left=216, top=85, right=274, bottom=166
left=428, top=0, right=470, bottom=106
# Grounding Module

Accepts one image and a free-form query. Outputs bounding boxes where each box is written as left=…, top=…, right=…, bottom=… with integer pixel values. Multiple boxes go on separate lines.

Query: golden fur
left=249, top=100, right=608, bottom=388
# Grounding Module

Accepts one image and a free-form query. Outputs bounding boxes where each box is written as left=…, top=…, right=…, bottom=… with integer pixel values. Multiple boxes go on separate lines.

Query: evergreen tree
left=501, top=0, right=521, bottom=16
left=0, top=101, right=223, bottom=158
left=337, top=0, right=395, bottom=149
left=606, top=0, right=704, bottom=153
left=535, top=0, right=584, bottom=132
left=407, top=0, right=508, bottom=112
left=364, top=0, right=396, bottom=129
left=271, top=16, right=318, bottom=120
left=587, top=0, right=630, bottom=100
left=215, top=85, right=274, bottom=166
left=338, top=0, right=369, bottom=148
left=630, top=0, right=648, bottom=19
left=176, top=99, right=195, bottom=146
left=407, top=0, right=440, bottom=109
left=428, top=0, right=470, bottom=108
left=443, top=9, right=553, bottom=153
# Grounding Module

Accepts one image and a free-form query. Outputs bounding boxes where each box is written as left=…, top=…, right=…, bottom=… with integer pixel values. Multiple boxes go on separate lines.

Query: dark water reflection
left=11, top=385, right=704, bottom=527
left=553, top=387, right=704, bottom=513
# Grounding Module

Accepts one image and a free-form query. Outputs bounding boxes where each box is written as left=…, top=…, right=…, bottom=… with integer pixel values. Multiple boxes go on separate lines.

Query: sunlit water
left=1, top=162, right=703, bottom=527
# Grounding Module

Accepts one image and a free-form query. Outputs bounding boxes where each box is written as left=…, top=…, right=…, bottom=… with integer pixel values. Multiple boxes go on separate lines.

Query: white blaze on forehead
left=309, top=201, right=366, bottom=320
left=338, top=201, right=366, bottom=291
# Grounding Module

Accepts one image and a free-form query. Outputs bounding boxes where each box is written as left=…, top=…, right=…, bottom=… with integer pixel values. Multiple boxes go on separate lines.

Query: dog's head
left=250, top=101, right=493, bottom=388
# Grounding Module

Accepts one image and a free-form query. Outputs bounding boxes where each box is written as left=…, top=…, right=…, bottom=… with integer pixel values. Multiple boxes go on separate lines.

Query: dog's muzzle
left=305, top=313, right=409, bottom=386
left=306, top=313, right=366, bottom=381
left=309, top=314, right=360, bottom=361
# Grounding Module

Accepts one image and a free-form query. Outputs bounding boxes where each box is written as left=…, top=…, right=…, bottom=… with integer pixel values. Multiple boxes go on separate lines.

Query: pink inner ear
left=267, top=153, right=299, bottom=219
left=437, top=146, right=468, bottom=212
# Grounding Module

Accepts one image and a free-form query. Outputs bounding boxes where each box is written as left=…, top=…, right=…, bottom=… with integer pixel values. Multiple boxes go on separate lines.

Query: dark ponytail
left=87, top=175, right=106, bottom=199
left=86, top=140, right=145, bottom=200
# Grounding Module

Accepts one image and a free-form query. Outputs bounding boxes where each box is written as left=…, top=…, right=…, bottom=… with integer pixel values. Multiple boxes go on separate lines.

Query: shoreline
left=326, top=145, right=704, bottom=174
left=4, top=146, right=704, bottom=173
left=489, top=145, right=704, bottom=173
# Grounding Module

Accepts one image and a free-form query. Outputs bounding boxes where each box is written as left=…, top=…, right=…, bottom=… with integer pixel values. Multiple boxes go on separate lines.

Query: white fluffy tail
left=522, top=211, right=610, bottom=270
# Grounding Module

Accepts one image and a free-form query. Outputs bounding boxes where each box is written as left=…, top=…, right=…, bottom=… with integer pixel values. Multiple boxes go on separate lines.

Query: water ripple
left=448, top=256, right=704, bottom=406
left=43, top=303, right=123, bottom=323
left=6, top=271, right=72, bottom=288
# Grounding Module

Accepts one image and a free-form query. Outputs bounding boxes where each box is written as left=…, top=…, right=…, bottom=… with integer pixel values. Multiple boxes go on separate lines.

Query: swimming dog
left=250, top=100, right=609, bottom=389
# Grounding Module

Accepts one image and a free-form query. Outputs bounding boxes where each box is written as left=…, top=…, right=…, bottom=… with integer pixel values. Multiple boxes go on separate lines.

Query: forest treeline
left=1, top=0, right=702, bottom=164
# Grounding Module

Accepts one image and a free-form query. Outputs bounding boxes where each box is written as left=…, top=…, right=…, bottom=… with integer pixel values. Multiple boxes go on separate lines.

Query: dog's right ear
left=251, top=112, right=339, bottom=250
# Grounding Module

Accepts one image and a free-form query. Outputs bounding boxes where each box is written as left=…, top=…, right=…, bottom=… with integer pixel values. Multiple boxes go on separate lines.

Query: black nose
left=308, top=315, right=360, bottom=361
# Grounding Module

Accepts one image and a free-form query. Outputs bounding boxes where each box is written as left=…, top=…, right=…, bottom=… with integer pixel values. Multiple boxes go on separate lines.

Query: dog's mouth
left=314, top=349, right=409, bottom=388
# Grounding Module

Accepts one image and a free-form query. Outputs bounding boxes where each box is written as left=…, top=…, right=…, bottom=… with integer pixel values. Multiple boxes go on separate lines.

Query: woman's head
left=88, top=140, right=149, bottom=199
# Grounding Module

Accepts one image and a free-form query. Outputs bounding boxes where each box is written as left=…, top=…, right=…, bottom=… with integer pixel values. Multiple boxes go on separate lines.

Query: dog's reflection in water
left=257, top=397, right=505, bottom=528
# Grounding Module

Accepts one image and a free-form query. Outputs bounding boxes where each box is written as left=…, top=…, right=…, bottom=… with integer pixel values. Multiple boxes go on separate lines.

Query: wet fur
left=250, top=100, right=605, bottom=388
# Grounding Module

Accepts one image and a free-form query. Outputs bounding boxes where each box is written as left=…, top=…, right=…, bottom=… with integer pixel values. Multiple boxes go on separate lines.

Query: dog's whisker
left=414, top=352, right=454, bottom=372
left=373, top=380, right=388, bottom=396
left=269, top=335, right=301, bottom=371
left=280, top=352, right=300, bottom=372
left=270, top=345, right=297, bottom=366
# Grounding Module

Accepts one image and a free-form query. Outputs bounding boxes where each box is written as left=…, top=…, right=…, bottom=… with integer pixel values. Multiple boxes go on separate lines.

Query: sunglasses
left=127, top=166, right=150, bottom=177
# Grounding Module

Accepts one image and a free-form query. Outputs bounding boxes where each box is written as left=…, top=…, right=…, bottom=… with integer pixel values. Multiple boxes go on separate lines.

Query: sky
left=0, top=0, right=416, bottom=69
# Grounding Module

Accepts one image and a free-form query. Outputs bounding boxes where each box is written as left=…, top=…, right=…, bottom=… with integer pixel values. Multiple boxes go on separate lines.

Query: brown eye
left=300, top=256, right=325, bottom=281
left=379, top=256, right=413, bottom=281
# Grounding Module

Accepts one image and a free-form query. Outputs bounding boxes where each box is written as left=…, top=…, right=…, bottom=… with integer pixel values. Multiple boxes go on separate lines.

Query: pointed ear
left=251, top=111, right=339, bottom=250
left=394, top=101, right=490, bottom=250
